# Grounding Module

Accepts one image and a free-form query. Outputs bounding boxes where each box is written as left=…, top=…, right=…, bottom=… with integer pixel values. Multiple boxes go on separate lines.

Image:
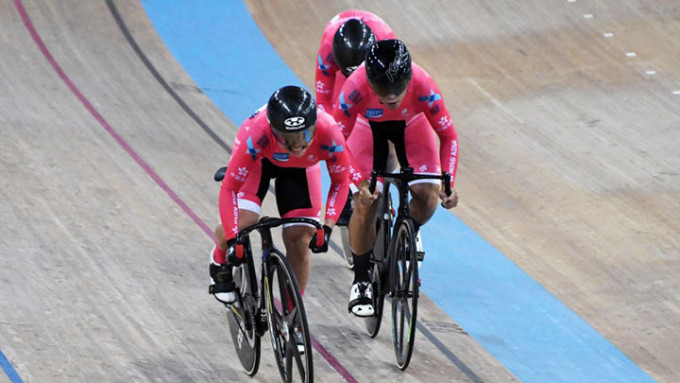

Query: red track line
left=14, top=1, right=357, bottom=380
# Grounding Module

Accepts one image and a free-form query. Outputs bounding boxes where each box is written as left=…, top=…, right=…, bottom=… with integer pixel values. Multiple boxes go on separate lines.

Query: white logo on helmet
left=284, top=116, right=306, bottom=130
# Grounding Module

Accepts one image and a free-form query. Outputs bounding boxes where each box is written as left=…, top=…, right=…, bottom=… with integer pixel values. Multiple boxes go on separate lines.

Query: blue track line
left=0, top=349, right=22, bottom=383
left=140, top=1, right=655, bottom=381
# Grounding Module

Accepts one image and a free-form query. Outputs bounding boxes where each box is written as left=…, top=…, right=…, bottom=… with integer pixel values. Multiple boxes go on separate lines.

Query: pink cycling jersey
left=219, top=108, right=362, bottom=241
left=315, top=10, right=395, bottom=112
left=332, top=64, right=459, bottom=187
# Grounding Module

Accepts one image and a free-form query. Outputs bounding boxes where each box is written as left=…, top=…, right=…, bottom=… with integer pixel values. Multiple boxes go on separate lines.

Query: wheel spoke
left=391, top=221, right=418, bottom=369
left=292, top=339, right=306, bottom=380
left=266, top=252, right=313, bottom=382
left=226, top=258, right=260, bottom=376
left=285, top=343, right=294, bottom=382
left=398, top=302, right=404, bottom=352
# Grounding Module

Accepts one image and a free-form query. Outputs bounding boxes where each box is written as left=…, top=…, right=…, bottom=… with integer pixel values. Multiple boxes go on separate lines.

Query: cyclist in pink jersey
left=315, top=10, right=395, bottom=113
left=209, top=86, right=363, bottom=304
left=332, top=40, right=460, bottom=317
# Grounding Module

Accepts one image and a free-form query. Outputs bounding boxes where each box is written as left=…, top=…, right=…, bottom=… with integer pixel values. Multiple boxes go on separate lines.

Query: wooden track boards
left=1, top=0, right=678, bottom=381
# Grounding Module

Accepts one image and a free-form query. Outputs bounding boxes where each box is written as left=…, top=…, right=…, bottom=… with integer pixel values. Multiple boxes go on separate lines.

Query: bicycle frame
left=366, top=167, right=452, bottom=369
left=215, top=165, right=321, bottom=381
left=232, top=216, right=323, bottom=328
left=229, top=216, right=321, bottom=382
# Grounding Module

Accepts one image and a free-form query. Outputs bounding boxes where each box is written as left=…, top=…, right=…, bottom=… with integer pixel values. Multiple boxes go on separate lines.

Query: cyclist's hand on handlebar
left=226, top=238, right=245, bottom=266
left=440, top=188, right=459, bottom=209
left=356, top=180, right=379, bottom=208
left=309, top=225, right=332, bottom=253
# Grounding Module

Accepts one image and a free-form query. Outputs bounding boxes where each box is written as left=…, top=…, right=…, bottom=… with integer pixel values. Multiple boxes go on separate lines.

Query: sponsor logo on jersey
left=418, top=90, right=442, bottom=107
left=365, top=108, right=383, bottom=118
left=272, top=152, right=290, bottom=162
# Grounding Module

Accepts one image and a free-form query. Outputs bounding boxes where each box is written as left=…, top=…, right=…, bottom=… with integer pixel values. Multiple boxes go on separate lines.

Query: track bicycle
left=214, top=168, right=324, bottom=382
left=363, top=167, right=452, bottom=370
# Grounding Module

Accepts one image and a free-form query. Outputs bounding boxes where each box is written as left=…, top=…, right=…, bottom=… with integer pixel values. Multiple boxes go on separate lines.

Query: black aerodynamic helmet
left=267, top=86, right=317, bottom=148
left=365, top=39, right=412, bottom=96
left=332, top=18, right=376, bottom=77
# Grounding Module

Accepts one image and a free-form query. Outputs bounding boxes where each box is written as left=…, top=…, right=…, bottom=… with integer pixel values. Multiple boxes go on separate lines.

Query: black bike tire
left=339, top=226, right=354, bottom=270
left=364, top=261, right=384, bottom=338
left=390, top=219, right=419, bottom=370
left=364, top=189, right=393, bottom=337
left=265, top=250, right=314, bottom=383
left=226, top=261, right=261, bottom=376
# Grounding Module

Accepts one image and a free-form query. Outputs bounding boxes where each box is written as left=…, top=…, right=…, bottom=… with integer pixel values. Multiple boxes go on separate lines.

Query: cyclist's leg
left=403, top=114, right=441, bottom=227
left=276, top=163, right=321, bottom=293
left=210, top=159, right=270, bottom=303
left=347, top=118, right=387, bottom=316
left=211, top=210, right=260, bottom=260
left=347, top=117, right=382, bottom=270
left=347, top=191, right=381, bottom=316
left=210, top=209, right=260, bottom=304
left=348, top=195, right=381, bottom=256
left=212, top=158, right=269, bottom=264
left=281, top=225, right=314, bottom=292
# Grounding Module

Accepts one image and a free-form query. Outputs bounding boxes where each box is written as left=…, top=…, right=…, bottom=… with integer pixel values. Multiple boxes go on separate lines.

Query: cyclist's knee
left=410, top=183, right=439, bottom=209
left=214, top=224, right=227, bottom=250
left=283, top=225, right=314, bottom=249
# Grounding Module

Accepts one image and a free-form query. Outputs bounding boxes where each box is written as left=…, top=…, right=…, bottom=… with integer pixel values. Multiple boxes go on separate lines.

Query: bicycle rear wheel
left=226, top=263, right=261, bottom=376
left=364, top=261, right=385, bottom=338
left=390, top=219, right=419, bottom=370
left=265, top=250, right=314, bottom=383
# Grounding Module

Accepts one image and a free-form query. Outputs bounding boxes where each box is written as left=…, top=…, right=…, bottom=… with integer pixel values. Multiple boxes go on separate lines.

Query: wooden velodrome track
left=1, top=0, right=678, bottom=382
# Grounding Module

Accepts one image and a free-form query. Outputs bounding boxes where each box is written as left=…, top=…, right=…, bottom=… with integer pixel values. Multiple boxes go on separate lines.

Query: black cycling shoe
left=209, top=263, right=236, bottom=304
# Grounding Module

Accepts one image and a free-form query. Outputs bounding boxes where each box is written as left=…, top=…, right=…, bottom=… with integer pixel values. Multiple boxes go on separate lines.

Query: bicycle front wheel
left=226, top=263, right=261, bottom=376
left=265, top=250, right=314, bottom=383
left=390, top=219, right=419, bottom=370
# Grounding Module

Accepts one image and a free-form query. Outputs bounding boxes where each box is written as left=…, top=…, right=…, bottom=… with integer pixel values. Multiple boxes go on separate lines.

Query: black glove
left=226, top=238, right=245, bottom=266
left=309, top=225, right=332, bottom=253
